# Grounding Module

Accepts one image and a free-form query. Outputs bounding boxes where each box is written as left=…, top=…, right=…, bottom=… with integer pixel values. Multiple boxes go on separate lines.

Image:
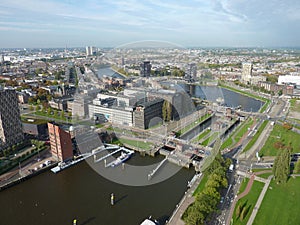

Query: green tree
left=294, top=160, right=300, bottom=174
left=68, top=111, right=72, bottom=118
left=29, top=105, right=34, bottom=111
left=47, top=107, right=52, bottom=115
left=35, top=105, right=41, bottom=111
left=60, top=111, right=65, bottom=119
left=273, top=147, right=291, bottom=184
left=236, top=203, right=242, bottom=219
left=162, top=100, right=172, bottom=122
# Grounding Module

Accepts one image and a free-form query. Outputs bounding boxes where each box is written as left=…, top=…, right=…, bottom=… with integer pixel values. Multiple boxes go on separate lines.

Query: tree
left=273, top=147, right=291, bottom=184
left=47, top=107, right=52, bottom=115
left=236, top=203, right=242, bottom=219
left=162, top=100, right=172, bottom=122
left=294, top=160, right=300, bottom=174
left=35, top=105, right=41, bottom=111
left=240, top=205, right=250, bottom=221
left=60, top=111, right=65, bottom=119
left=68, top=111, right=72, bottom=118
left=29, top=105, right=34, bottom=111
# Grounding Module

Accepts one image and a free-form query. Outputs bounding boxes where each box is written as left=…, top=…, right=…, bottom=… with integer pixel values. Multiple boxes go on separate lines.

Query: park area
left=253, top=177, right=300, bottom=225
left=232, top=179, right=264, bottom=225
left=259, top=123, right=300, bottom=156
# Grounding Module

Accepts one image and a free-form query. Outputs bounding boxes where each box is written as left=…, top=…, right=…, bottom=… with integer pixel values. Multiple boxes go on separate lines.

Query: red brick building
left=47, top=122, right=73, bottom=162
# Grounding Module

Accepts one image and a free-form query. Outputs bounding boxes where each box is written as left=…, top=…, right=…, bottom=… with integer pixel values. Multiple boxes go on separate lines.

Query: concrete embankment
left=0, top=163, right=57, bottom=192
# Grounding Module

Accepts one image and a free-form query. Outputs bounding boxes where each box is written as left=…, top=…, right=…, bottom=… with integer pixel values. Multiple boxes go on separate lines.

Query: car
left=220, top=197, right=224, bottom=203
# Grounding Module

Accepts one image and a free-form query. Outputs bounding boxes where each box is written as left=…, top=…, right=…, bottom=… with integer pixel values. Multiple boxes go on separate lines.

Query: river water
left=97, top=67, right=124, bottom=79
left=180, top=84, right=262, bottom=112
left=0, top=77, right=263, bottom=225
left=0, top=155, right=194, bottom=225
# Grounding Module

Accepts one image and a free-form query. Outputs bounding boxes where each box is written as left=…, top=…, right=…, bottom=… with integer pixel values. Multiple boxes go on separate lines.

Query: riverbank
left=219, top=83, right=271, bottom=113
left=0, top=162, right=57, bottom=191
left=167, top=173, right=202, bottom=225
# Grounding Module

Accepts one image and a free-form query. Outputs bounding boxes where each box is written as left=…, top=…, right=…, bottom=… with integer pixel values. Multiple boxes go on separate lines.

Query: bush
left=236, top=203, right=242, bottom=219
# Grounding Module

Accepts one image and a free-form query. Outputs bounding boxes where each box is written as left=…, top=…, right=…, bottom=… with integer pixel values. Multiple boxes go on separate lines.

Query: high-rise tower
left=0, top=88, right=24, bottom=150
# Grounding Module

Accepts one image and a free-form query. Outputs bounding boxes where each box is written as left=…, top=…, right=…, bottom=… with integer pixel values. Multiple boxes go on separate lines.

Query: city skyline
left=0, top=0, right=300, bottom=48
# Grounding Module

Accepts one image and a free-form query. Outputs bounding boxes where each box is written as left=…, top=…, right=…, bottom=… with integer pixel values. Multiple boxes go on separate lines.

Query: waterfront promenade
left=168, top=173, right=202, bottom=225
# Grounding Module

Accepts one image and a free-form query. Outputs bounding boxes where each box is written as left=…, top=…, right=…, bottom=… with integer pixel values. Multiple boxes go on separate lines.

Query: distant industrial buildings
left=48, top=122, right=73, bottom=162
left=0, top=88, right=24, bottom=150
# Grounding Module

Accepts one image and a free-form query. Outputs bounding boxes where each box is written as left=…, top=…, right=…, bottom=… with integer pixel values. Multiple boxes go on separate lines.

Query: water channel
left=0, top=76, right=264, bottom=225
left=0, top=155, right=195, bottom=225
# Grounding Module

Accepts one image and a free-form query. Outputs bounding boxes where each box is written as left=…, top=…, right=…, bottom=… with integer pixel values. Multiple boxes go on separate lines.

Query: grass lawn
left=221, top=136, right=233, bottom=150
left=259, top=124, right=300, bottom=156
left=117, top=138, right=152, bottom=151
left=237, top=177, right=249, bottom=195
left=178, top=113, right=211, bottom=135
left=253, top=177, right=300, bottom=225
left=257, top=172, right=273, bottom=179
left=243, top=120, right=268, bottom=153
left=289, top=98, right=300, bottom=112
left=194, top=129, right=211, bottom=143
left=193, top=173, right=208, bottom=196
left=234, top=118, right=254, bottom=143
left=232, top=180, right=265, bottom=225
left=201, top=132, right=219, bottom=146
left=221, top=118, right=254, bottom=150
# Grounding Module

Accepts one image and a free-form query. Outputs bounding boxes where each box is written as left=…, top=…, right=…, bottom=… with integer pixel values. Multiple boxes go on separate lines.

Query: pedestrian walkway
left=226, top=174, right=255, bottom=225
left=246, top=175, right=272, bottom=225
left=226, top=170, right=272, bottom=225
left=168, top=174, right=202, bottom=225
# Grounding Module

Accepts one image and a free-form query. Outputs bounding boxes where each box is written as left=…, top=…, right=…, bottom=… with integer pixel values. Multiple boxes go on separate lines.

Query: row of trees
left=182, top=151, right=231, bottom=225
left=273, top=144, right=291, bottom=184
left=32, top=105, right=72, bottom=119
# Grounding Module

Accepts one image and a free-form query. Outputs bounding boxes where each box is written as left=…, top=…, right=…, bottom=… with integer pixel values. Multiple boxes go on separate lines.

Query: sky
left=0, top=0, right=300, bottom=48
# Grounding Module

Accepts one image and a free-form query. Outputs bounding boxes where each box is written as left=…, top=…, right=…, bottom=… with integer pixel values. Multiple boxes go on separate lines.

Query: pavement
left=167, top=173, right=202, bottom=225
left=226, top=174, right=255, bottom=225
left=226, top=170, right=273, bottom=225
left=246, top=175, right=272, bottom=225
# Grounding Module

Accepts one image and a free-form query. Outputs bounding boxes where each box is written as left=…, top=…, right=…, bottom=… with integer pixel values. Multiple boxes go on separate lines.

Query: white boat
left=107, top=150, right=134, bottom=168
left=140, top=218, right=158, bottom=225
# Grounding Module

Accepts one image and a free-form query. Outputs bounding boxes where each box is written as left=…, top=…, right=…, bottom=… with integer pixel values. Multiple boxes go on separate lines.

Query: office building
left=48, top=122, right=73, bottom=162
left=134, top=99, right=164, bottom=129
left=140, top=61, right=151, bottom=77
left=86, top=46, right=96, bottom=56
left=241, top=62, right=253, bottom=83
left=0, top=89, right=24, bottom=150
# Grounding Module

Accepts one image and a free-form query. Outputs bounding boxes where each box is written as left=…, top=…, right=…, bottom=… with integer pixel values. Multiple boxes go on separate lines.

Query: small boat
left=140, top=216, right=159, bottom=225
left=109, top=151, right=133, bottom=167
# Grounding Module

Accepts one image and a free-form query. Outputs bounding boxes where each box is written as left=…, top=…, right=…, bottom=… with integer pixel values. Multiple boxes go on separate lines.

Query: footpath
left=168, top=174, right=202, bottom=225
left=226, top=170, right=272, bottom=225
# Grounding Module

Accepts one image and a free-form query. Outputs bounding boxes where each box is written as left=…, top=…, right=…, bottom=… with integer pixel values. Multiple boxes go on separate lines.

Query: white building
left=88, top=104, right=134, bottom=126
left=278, top=75, right=300, bottom=86
left=241, top=62, right=252, bottom=83
left=86, top=46, right=96, bottom=56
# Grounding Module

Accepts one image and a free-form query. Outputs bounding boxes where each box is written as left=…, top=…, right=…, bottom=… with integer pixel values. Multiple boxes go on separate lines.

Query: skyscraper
left=0, top=88, right=24, bottom=150
left=140, top=61, right=151, bottom=77
left=242, top=62, right=253, bottom=83
left=86, top=46, right=96, bottom=56
left=48, top=122, right=73, bottom=162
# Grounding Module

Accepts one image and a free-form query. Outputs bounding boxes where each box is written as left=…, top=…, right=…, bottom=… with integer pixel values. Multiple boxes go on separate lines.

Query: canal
left=0, top=155, right=194, bottom=225
left=180, top=84, right=263, bottom=112
left=97, top=66, right=124, bottom=79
